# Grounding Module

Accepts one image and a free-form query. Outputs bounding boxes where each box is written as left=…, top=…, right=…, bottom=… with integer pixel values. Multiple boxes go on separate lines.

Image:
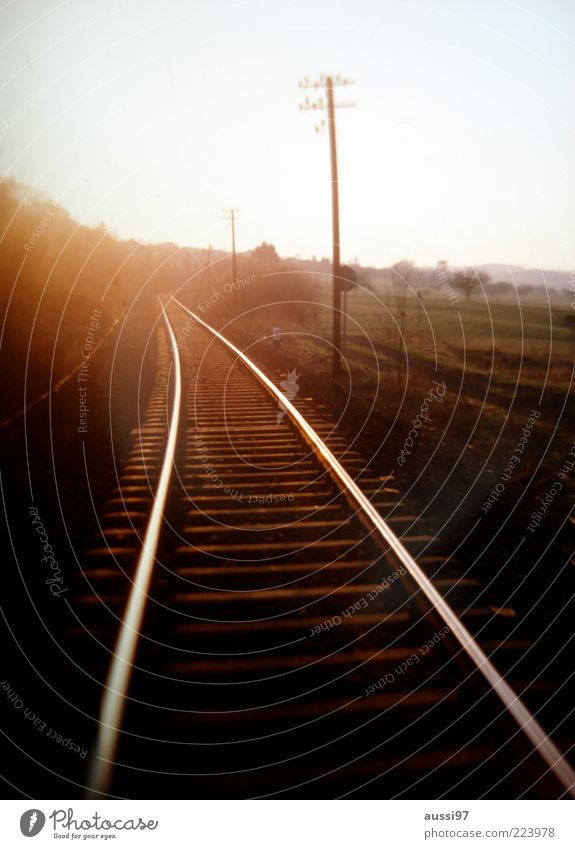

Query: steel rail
left=87, top=299, right=182, bottom=797
left=171, top=294, right=575, bottom=798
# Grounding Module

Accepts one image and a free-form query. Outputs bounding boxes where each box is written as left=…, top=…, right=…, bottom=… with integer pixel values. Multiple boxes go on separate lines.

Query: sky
left=1, top=0, right=574, bottom=270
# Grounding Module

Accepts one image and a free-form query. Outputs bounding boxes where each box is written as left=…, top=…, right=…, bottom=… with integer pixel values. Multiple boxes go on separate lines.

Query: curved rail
left=87, top=299, right=182, bottom=797
left=171, top=294, right=575, bottom=798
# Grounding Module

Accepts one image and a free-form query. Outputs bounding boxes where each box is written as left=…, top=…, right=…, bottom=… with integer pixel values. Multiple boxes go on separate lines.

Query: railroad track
left=58, top=297, right=575, bottom=799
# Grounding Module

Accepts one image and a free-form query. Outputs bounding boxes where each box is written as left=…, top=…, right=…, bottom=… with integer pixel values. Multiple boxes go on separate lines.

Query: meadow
left=259, top=285, right=575, bottom=396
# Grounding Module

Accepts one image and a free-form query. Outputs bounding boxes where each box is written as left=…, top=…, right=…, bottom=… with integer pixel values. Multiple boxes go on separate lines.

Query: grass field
left=233, top=284, right=574, bottom=397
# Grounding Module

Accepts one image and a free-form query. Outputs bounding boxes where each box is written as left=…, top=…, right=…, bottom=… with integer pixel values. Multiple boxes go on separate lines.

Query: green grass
left=291, top=290, right=574, bottom=392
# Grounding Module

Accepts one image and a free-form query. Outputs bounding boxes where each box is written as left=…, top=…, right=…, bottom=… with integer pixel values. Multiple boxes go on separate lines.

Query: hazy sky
left=1, top=0, right=574, bottom=269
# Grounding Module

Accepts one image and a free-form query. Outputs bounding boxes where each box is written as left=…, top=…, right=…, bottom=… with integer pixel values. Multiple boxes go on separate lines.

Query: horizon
left=5, top=172, right=575, bottom=284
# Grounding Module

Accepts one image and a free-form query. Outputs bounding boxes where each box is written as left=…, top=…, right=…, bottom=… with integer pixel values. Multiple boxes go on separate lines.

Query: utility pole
left=342, top=282, right=347, bottom=356
left=222, top=208, right=239, bottom=284
left=204, top=243, right=212, bottom=294
left=299, top=73, right=354, bottom=379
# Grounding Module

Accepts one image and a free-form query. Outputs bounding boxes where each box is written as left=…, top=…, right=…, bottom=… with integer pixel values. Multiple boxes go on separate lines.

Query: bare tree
left=388, top=260, right=423, bottom=381
left=452, top=268, right=491, bottom=301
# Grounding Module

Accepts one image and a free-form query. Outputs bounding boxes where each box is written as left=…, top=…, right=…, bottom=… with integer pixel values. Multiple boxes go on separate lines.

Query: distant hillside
left=280, top=255, right=572, bottom=293
left=475, top=265, right=571, bottom=290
